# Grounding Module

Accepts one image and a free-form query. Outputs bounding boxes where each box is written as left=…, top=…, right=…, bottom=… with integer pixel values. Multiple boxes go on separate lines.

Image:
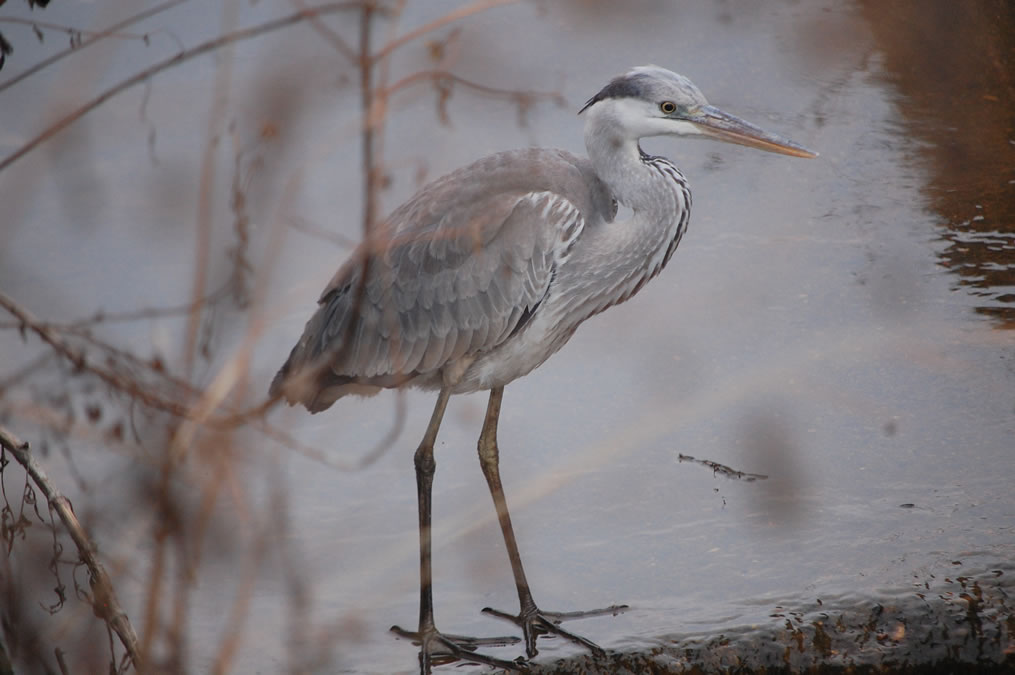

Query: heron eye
left=659, top=101, right=677, bottom=114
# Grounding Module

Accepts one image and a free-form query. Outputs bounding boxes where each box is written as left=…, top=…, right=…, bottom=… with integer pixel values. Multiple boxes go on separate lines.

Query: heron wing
left=274, top=188, right=585, bottom=403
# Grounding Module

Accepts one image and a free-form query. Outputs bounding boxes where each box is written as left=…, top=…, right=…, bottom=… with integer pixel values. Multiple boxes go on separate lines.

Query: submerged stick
left=678, top=453, right=768, bottom=482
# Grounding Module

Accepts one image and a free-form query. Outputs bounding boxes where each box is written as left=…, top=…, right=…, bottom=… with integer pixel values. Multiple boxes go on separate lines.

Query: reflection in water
left=858, top=0, right=1015, bottom=327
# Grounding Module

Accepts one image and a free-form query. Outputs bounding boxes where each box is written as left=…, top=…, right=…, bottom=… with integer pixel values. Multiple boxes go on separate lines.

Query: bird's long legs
left=390, top=386, right=521, bottom=674
left=478, top=387, right=628, bottom=658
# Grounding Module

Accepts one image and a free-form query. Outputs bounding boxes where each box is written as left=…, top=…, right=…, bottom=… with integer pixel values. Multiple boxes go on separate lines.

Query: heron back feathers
left=272, top=149, right=613, bottom=412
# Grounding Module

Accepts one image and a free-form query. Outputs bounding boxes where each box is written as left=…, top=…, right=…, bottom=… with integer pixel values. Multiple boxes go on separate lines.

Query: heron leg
left=390, top=386, right=522, bottom=674
left=477, top=387, right=628, bottom=659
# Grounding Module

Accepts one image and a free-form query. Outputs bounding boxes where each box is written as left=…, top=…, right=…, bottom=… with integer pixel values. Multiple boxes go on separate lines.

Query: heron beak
left=688, top=105, right=817, bottom=158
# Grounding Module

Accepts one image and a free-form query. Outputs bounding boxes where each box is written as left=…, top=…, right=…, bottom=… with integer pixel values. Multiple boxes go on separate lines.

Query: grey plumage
left=578, top=67, right=707, bottom=114
left=276, top=65, right=819, bottom=412
left=271, top=148, right=617, bottom=411
left=270, top=66, right=816, bottom=673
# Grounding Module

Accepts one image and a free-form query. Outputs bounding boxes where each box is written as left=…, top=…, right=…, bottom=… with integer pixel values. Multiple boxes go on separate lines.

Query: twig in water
left=678, top=453, right=768, bottom=482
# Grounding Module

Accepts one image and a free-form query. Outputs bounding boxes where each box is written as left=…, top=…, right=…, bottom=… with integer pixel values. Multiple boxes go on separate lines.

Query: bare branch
left=0, top=425, right=142, bottom=670
left=0, top=289, right=402, bottom=472
left=383, top=68, right=566, bottom=125
left=285, top=215, right=359, bottom=248
left=0, top=289, right=197, bottom=419
left=0, top=282, right=231, bottom=330
left=0, top=2, right=368, bottom=174
left=359, top=3, right=379, bottom=235
left=369, top=0, right=519, bottom=66
left=0, top=0, right=190, bottom=95
left=0, top=16, right=151, bottom=41
left=288, top=0, right=358, bottom=62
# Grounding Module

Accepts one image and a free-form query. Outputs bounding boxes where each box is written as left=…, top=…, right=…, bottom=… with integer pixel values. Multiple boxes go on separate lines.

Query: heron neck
left=585, top=130, right=673, bottom=220
left=557, top=129, right=688, bottom=320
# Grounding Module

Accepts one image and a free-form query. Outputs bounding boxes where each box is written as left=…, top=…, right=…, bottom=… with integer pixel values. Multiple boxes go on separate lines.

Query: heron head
left=580, top=65, right=816, bottom=158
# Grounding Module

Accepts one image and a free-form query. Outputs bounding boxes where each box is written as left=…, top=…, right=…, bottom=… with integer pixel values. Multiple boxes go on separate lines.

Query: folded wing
left=271, top=186, right=584, bottom=412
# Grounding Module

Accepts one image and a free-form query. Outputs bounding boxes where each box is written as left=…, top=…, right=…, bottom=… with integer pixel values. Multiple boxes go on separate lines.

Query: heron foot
left=481, top=602, right=629, bottom=658
left=390, top=624, right=524, bottom=673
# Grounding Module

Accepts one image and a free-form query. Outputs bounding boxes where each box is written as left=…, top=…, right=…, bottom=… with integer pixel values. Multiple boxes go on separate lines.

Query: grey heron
left=271, top=65, right=816, bottom=672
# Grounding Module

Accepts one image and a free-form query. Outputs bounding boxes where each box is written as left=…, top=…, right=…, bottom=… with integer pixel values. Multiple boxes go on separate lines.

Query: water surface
left=0, top=1, right=1012, bottom=673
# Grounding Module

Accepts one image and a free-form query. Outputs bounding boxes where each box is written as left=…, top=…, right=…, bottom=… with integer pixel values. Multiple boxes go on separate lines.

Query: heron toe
left=390, top=624, right=523, bottom=673
left=482, top=602, right=629, bottom=658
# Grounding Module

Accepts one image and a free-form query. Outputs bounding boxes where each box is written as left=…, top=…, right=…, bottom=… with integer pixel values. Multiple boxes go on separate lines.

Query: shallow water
left=1, top=1, right=1013, bottom=673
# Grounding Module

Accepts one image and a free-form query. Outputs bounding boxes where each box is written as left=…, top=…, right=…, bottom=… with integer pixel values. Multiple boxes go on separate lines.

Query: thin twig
left=285, top=215, right=359, bottom=248
left=383, top=69, right=561, bottom=101
left=184, top=0, right=238, bottom=376
left=0, top=425, right=142, bottom=670
left=382, top=68, right=565, bottom=125
left=0, top=2, right=367, bottom=174
left=0, top=289, right=195, bottom=418
left=0, top=0, right=190, bottom=95
left=369, top=0, right=518, bottom=66
left=678, top=453, right=769, bottom=482
left=209, top=512, right=269, bottom=675
left=289, top=0, right=358, bottom=62
left=315, top=2, right=381, bottom=404
left=0, top=17, right=151, bottom=40
left=359, top=3, right=378, bottom=235
left=0, top=289, right=397, bottom=471
left=0, top=282, right=233, bottom=331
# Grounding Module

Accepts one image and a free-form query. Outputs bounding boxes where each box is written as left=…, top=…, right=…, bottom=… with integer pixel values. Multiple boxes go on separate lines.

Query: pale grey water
left=1, top=1, right=1012, bottom=673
